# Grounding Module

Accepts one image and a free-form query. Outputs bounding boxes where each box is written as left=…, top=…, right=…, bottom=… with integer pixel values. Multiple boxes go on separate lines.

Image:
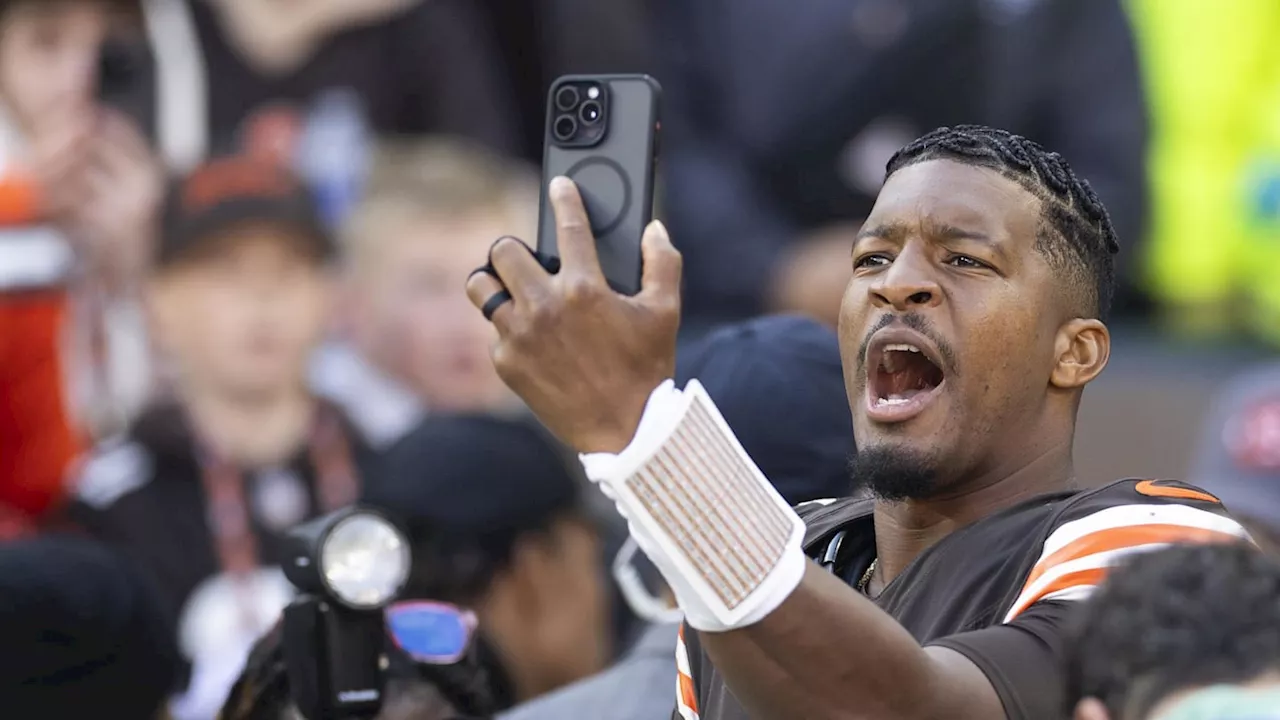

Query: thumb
left=639, top=220, right=681, bottom=302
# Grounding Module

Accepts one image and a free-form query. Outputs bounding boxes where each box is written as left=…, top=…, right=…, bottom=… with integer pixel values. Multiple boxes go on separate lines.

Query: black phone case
left=537, top=74, right=661, bottom=296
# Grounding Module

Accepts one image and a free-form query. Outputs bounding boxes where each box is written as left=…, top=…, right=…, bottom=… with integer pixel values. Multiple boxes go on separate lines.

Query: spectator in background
left=314, top=138, right=533, bottom=448
left=365, top=414, right=614, bottom=709
left=1065, top=543, right=1279, bottom=720
left=656, top=0, right=1147, bottom=330
left=0, top=535, right=183, bottom=720
left=1189, top=364, right=1280, bottom=554
left=133, top=0, right=515, bottom=221
left=0, top=0, right=161, bottom=536
left=68, top=156, right=374, bottom=720
left=500, top=314, right=854, bottom=720
left=477, top=0, right=654, bottom=161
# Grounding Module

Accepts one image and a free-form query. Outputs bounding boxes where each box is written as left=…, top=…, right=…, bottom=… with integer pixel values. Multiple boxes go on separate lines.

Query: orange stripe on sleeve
left=675, top=625, right=700, bottom=719
left=1021, top=523, right=1243, bottom=591
left=1007, top=567, right=1108, bottom=620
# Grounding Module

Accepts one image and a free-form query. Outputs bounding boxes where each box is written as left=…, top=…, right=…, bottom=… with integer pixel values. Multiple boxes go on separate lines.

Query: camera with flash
left=280, top=507, right=411, bottom=720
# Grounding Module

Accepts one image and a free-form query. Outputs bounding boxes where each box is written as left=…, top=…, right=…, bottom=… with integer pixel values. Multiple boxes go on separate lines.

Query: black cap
left=157, top=155, right=334, bottom=267
left=676, top=314, right=855, bottom=504
left=0, top=534, right=184, bottom=719
left=363, top=414, right=593, bottom=599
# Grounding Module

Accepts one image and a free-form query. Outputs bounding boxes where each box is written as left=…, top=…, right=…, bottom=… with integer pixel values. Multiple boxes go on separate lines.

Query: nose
left=868, top=246, right=942, bottom=311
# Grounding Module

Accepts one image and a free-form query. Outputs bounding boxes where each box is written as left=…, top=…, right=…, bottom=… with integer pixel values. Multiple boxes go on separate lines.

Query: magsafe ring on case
left=563, top=156, right=632, bottom=237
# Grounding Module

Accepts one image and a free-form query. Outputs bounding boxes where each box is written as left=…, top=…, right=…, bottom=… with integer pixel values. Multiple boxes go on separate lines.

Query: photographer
left=365, top=414, right=615, bottom=708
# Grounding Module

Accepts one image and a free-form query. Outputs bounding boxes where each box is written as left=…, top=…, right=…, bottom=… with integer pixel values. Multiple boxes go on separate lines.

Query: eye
left=946, top=254, right=989, bottom=269
left=854, top=253, right=892, bottom=269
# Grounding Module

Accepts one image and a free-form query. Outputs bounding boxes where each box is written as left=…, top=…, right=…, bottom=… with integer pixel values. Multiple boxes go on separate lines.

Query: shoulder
left=1003, top=478, right=1250, bottom=622
left=70, top=406, right=193, bottom=512
left=71, top=436, right=157, bottom=511
left=501, top=641, right=679, bottom=720
left=795, top=494, right=875, bottom=549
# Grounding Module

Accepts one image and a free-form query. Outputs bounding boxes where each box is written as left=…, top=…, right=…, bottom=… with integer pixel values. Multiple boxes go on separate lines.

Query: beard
left=847, top=444, right=942, bottom=502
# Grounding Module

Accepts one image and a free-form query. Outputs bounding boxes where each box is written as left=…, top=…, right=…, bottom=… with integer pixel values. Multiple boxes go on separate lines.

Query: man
left=464, top=124, right=1250, bottom=720
left=69, top=156, right=372, bottom=720
left=313, top=139, right=532, bottom=446
left=500, top=314, right=854, bottom=720
left=365, top=414, right=613, bottom=706
left=1065, top=543, right=1280, bottom=719
left=0, top=534, right=182, bottom=719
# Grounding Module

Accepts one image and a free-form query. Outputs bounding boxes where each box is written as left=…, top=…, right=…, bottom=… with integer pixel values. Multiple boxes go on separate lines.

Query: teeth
left=875, top=396, right=911, bottom=407
left=884, top=344, right=921, bottom=353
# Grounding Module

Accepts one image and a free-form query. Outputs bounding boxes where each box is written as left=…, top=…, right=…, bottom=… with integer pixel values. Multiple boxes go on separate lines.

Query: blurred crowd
left=0, top=1, right=1278, bottom=719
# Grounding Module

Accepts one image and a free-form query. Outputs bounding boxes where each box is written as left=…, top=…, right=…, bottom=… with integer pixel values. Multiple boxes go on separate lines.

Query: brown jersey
left=674, top=479, right=1249, bottom=720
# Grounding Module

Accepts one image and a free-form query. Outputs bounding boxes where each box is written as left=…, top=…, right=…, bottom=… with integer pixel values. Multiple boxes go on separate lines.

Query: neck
left=182, top=384, right=316, bottom=467
left=870, top=435, right=1075, bottom=589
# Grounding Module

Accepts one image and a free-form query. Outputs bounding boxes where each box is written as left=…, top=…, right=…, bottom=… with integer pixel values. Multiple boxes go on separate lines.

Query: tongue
left=881, top=352, right=940, bottom=401
left=886, top=369, right=927, bottom=399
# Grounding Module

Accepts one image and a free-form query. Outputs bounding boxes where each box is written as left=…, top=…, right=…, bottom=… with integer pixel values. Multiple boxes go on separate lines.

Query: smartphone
left=537, top=74, right=661, bottom=296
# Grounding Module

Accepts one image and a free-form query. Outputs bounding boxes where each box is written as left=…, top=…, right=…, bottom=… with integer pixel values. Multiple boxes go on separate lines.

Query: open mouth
left=866, top=340, right=946, bottom=422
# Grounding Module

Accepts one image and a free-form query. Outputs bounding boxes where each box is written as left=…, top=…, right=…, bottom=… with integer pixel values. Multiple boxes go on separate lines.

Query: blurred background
left=0, top=0, right=1278, bottom=718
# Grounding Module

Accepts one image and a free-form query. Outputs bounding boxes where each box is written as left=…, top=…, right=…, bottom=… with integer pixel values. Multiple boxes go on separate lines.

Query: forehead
left=866, top=159, right=1041, bottom=249
left=169, top=221, right=325, bottom=270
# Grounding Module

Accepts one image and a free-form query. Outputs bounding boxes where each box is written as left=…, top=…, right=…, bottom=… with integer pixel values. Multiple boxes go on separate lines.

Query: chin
left=847, top=441, right=946, bottom=502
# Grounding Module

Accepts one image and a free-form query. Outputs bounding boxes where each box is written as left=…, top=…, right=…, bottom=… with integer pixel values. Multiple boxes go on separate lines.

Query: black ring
left=481, top=289, right=512, bottom=321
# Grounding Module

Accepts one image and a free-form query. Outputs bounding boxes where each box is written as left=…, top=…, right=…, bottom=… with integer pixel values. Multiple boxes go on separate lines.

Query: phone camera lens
left=553, top=114, right=577, bottom=141
left=579, top=101, right=602, bottom=125
left=555, top=86, right=580, bottom=111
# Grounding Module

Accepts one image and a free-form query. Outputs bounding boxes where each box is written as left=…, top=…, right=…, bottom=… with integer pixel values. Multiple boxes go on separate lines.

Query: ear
left=1073, top=698, right=1111, bottom=720
left=1050, top=318, right=1110, bottom=390
left=504, top=535, right=557, bottom=614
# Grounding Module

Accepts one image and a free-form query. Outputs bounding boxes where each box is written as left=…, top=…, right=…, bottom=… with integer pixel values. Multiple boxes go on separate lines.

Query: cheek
left=957, top=303, right=1051, bottom=406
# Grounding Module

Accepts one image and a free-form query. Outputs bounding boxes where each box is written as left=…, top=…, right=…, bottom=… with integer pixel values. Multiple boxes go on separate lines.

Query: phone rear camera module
left=555, top=86, right=580, bottom=112
left=579, top=101, right=602, bottom=125
left=553, top=114, right=578, bottom=141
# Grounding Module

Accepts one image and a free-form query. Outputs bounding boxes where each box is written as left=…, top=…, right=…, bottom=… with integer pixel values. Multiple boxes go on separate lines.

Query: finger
left=36, top=126, right=93, bottom=185
left=548, top=176, right=603, bottom=280
left=99, top=110, right=153, bottom=164
left=638, top=220, right=682, bottom=303
left=465, top=268, right=515, bottom=329
left=488, top=236, right=551, bottom=304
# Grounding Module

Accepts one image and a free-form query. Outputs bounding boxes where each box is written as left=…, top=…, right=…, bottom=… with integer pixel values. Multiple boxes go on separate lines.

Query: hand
left=465, top=176, right=682, bottom=453
left=62, top=111, right=163, bottom=294
left=29, top=114, right=95, bottom=222
left=769, top=223, right=859, bottom=327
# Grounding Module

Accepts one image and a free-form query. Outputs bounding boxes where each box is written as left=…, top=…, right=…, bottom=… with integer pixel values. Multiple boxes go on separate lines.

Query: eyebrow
left=856, top=222, right=992, bottom=243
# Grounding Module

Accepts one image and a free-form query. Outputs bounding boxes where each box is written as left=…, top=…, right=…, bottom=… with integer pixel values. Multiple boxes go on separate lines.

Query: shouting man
left=464, top=125, right=1252, bottom=720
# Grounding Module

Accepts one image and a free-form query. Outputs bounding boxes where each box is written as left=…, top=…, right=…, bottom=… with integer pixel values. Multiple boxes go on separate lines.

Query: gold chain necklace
left=856, top=558, right=878, bottom=594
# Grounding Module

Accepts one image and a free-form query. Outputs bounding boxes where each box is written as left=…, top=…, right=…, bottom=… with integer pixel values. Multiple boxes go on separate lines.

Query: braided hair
left=885, top=125, right=1119, bottom=319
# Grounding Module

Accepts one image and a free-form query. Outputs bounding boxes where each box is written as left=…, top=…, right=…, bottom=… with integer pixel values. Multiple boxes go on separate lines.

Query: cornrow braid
left=885, top=125, right=1119, bottom=318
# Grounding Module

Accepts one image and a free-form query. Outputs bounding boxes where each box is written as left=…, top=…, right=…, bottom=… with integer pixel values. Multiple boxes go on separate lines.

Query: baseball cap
left=0, top=534, right=184, bottom=719
left=675, top=314, right=856, bottom=504
left=156, top=155, right=335, bottom=268
left=1189, top=363, right=1280, bottom=532
left=362, top=413, right=602, bottom=600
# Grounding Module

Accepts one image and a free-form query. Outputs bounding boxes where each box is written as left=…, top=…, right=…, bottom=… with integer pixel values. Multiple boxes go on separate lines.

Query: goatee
left=847, top=445, right=941, bottom=502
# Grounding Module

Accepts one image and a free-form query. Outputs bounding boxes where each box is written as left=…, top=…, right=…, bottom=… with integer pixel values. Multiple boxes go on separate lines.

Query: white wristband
left=581, top=380, right=807, bottom=632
